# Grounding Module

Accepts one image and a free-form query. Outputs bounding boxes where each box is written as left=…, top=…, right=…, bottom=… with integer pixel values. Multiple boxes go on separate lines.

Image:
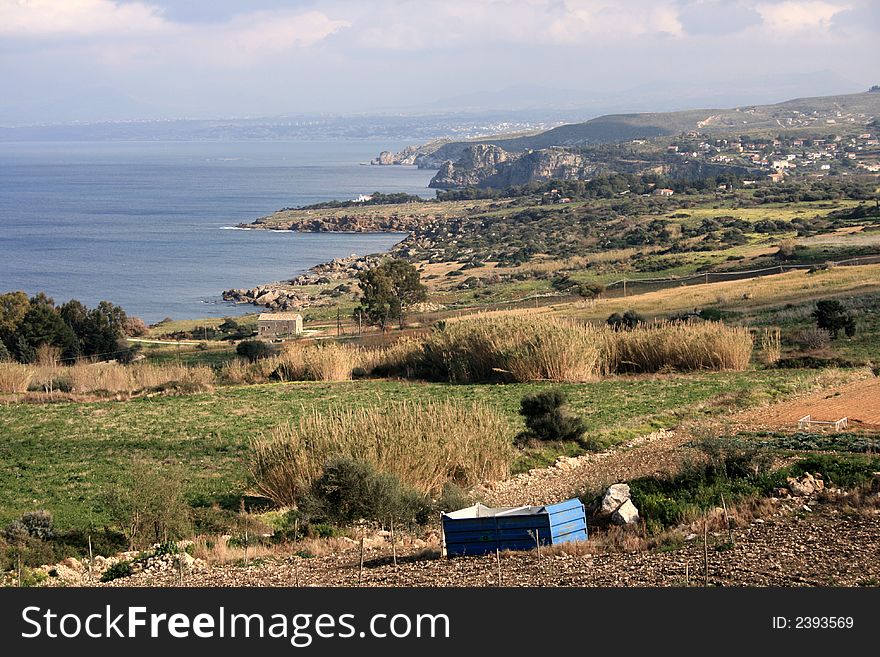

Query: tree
left=356, top=259, right=427, bottom=331
left=574, top=282, right=605, bottom=301
left=0, top=291, right=30, bottom=347
left=776, top=238, right=797, bottom=261
left=813, top=299, right=855, bottom=339
left=14, top=301, right=79, bottom=362
left=60, top=299, right=128, bottom=358
left=236, top=339, right=272, bottom=362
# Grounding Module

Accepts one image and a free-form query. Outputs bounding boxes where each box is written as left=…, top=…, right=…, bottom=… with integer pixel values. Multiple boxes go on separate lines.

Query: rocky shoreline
left=222, top=253, right=384, bottom=312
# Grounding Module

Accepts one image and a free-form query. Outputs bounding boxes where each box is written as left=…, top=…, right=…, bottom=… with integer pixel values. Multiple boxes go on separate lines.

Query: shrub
left=434, top=482, right=472, bottom=513
left=17, top=510, right=54, bottom=540
left=518, top=390, right=587, bottom=443
left=606, top=310, right=645, bottom=330
left=306, top=457, right=431, bottom=526
left=813, top=299, right=856, bottom=339
left=792, top=327, right=831, bottom=350
left=102, top=462, right=191, bottom=549
left=777, top=454, right=880, bottom=489
left=236, top=339, right=273, bottom=362
left=249, top=400, right=512, bottom=506
left=100, top=560, right=133, bottom=582
left=626, top=439, right=773, bottom=533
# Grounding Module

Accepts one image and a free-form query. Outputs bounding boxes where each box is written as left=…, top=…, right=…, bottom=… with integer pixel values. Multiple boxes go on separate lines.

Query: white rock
left=601, top=483, right=631, bottom=515
left=611, top=499, right=641, bottom=525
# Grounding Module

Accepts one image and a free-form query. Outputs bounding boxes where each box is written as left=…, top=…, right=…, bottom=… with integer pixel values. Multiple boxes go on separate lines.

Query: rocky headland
left=222, top=253, right=383, bottom=311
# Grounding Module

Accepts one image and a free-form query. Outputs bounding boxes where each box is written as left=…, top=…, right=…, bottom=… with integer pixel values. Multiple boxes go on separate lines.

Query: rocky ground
left=99, top=498, right=879, bottom=588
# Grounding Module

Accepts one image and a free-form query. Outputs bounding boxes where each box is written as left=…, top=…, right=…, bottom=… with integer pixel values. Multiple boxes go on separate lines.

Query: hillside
left=402, top=92, right=880, bottom=168
left=383, top=92, right=880, bottom=189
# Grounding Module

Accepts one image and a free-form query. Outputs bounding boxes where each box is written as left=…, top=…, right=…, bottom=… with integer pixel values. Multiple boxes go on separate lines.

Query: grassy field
left=0, top=369, right=839, bottom=531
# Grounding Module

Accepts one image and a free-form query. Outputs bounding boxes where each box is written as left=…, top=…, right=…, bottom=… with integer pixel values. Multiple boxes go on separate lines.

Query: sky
left=0, top=0, right=878, bottom=124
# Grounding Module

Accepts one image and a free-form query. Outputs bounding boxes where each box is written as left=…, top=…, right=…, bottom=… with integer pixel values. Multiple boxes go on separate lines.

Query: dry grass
left=421, top=315, right=604, bottom=382
left=419, top=315, right=752, bottom=381
left=250, top=400, right=513, bottom=506
left=0, top=363, right=35, bottom=394
left=358, top=336, right=425, bottom=377
left=602, top=321, right=753, bottom=373
left=0, top=360, right=214, bottom=396
left=760, top=327, right=782, bottom=365
left=191, top=535, right=279, bottom=565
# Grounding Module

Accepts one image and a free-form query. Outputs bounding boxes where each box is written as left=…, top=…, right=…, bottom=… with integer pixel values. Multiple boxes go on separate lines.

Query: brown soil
left=104, top=501, right=880, bottom=588
left=737, top=379, right=880, bottom=430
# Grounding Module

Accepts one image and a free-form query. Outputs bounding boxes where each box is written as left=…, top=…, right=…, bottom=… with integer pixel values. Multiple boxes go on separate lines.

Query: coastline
left=220, top=228, right=410, bottom=313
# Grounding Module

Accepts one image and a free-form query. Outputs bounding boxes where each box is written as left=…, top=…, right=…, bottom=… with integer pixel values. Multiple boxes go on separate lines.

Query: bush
left=102, top=462, right=191, bottom=549
left=434, top=482, right=472, bottom=513
left=100, top=560, right=133, bottom=582
left=606, top=310, right=645, bottom=330
left=306, top=458, right=431, bottom=526
left=17, top=510, right=54, bottom=540
left=777, top=454, right=880, bottom=489
left=236, top=340, right=273, bottom=362
left=626, top=439, right=774, bottom=533
left=518, top=390, right=587, bottom=443
left=813, top=300, right=856, bottom=339
left=792, top=327, right=831, bottom=350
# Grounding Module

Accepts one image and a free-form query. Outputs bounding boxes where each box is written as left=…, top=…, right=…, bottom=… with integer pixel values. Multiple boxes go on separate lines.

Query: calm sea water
left=0, top=141, right=434, bottom=322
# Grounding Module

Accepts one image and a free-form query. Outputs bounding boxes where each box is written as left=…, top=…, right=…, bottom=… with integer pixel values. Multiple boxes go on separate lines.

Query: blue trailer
left=441, top=498, right=588, bottom=556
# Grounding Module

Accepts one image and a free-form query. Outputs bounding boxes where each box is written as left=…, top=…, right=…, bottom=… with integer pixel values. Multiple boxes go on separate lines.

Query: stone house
left=257, top=312, right=303, bottom=338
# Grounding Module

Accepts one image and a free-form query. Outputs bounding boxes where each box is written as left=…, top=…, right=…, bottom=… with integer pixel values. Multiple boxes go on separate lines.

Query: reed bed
left=0, top=362, right=35, bottom=394
left=420, top=315, right=605, bottom=382
left=0, top=361, right=214, bottom=395
left=601, top=321, right=754, bottom=373
left=417, top=315, right=752, bottom=382
left=249, top=400, right=513, bottom=506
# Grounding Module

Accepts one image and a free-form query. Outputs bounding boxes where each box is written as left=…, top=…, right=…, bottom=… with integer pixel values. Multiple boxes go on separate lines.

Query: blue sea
left=0, top=141, right=434, bottom=322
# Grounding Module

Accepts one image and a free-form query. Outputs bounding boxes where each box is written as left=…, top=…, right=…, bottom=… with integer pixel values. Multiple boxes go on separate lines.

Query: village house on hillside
left=257, top=311, right=303, bottom=338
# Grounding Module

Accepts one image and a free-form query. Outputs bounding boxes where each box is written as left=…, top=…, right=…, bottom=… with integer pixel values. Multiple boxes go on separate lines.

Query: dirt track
left=738, top=379, right=880, bottom=429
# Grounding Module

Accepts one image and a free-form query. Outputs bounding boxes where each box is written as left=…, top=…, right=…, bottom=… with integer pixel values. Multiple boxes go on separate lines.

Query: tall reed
left=760, top=327, right=782, bottom=366
left=602, top=321, right=753, bottom=373
left=0, top=360, right=214, bottom=395
left=249, top=400, right=513, bottom=506
left=420, top=315, right=604, bottom=382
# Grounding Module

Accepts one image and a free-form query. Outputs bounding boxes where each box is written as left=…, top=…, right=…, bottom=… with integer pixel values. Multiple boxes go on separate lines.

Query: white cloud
left=0, top=0, right=169, bottom=36
left=348, top=0, right=685, bottom=51
left=756, top=1, right=849, bottom=33
left=0, top=0, right=348, bottom=56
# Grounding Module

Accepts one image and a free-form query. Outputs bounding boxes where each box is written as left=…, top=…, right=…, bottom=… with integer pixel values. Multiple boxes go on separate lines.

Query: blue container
left=441, top=498, right=588, bottom=557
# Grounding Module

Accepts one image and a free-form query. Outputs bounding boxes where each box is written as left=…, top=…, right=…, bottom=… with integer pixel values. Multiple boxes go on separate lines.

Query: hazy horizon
left=1, top=0, right=878, bottom=126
